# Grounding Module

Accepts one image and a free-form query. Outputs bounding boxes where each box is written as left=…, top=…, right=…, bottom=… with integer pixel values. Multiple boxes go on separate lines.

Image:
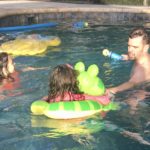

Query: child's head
left=0, top=52, right=15, bottom=80
left=48, top=64, right=80, bottom=101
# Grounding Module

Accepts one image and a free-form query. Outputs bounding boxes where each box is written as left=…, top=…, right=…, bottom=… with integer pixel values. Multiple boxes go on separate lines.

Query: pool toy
left=73, top=21, right=88, bottom=29
left=74, top=61, right=105, bottom=96
left=30, top=62, right=113, bottom=119
left=102, top=49, right=123, bottom=60
left=31, top=100, right=117, bottom=119
left=0, top=34, right=61, bottom=56
left=0, top=22, right=58, bottom=32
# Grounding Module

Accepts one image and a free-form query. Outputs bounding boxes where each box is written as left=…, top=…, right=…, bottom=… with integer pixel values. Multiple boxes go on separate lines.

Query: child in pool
left=0, top=52, right=21, bottom=99
left=0, top=52, right=48, bottom=100
left=0, top=52, right=18, bottom=85
left=44, top=64, right=110, bottom=105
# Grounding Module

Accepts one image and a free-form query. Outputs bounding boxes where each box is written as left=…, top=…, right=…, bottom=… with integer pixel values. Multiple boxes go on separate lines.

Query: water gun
left=102, top=49, right=123, bottom=60
left=73, top=21, right=89, bottom=29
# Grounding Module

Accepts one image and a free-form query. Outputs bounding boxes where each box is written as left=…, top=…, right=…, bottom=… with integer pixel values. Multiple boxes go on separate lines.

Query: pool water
left=0, top=25, right=150, bottom=150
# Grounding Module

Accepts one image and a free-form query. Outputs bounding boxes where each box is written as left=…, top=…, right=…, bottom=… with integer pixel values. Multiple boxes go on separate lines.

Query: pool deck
left=0, top=0, right=150, bottom=18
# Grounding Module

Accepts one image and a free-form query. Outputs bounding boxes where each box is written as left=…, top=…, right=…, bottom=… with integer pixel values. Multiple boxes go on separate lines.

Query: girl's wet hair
left=129, top=27, right=150, bottom=44
left=47, top=64, right=81, bottom=102
left=0, top=52, right=14, bottom=81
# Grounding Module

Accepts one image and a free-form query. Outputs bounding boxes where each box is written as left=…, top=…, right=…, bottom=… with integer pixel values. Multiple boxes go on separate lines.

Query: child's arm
left=22, top=66, right=49, bottom=72
left=42, top=96, right=48, bottom=101
left=83, top=94, right=110, bottom=105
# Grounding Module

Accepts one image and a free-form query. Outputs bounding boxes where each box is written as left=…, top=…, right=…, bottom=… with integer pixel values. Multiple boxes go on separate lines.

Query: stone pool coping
left=0, top=0, right=150, bottom=18
left=0, top=1, right=150, bottom=26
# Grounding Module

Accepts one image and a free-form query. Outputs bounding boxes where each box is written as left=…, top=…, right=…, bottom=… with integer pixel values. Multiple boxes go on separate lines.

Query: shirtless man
left=107, top=27, right=150, bottom=94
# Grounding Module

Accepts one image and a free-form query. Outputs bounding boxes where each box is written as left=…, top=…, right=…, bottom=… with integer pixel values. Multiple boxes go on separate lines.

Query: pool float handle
left=102, top=49, right=123, bottom=60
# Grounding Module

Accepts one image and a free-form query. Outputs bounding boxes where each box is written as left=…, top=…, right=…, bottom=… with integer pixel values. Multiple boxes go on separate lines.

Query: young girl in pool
left=0, top=52, right=21, bottom=99
left=0, top=52, right=18, bottom=85
left=0, top=52, right=48, bottom=100
left=45, top=64, right=110, bottom=105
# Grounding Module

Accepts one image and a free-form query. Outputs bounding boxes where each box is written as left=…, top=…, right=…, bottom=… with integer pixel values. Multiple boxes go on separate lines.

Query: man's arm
left=107, top=80, right=135, bottom=94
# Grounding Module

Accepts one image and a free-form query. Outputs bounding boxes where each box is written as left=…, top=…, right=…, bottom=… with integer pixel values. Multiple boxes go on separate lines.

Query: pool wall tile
left=0, top=2, right=150, bottom=27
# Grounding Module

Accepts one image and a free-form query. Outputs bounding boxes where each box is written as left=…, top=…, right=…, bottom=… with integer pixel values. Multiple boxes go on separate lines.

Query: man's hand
left=105, top=88, right=117, bottom=99
left=121, top=54, right=129, bottom=60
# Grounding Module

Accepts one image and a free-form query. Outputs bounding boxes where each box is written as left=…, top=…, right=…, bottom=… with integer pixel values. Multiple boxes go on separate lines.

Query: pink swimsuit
left=47, top=92, right=110, bottom=105
left=0, top=71, right=20, bottom=91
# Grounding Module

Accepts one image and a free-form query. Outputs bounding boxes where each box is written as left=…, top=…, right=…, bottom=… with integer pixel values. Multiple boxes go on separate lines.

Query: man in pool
left=107, top=27, right=150, bottom=95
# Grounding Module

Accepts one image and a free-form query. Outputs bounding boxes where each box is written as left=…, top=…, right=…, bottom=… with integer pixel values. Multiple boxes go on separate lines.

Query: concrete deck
left=0, top=0, right=150, bottom=18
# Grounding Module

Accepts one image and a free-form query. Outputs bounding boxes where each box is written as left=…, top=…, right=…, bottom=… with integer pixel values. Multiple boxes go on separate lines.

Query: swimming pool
left=0, top=25, right=150, bottom=150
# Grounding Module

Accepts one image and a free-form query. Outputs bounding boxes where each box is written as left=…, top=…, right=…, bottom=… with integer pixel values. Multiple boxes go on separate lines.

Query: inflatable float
left=31, top=100, right=117, bottom=119
left=31, top=62, right=118, bottom=119
left=0, top=22, right=58, bottom=32
left=74, top=61, right=105, bottom=96
left=0, top=34, right=61, bottom=56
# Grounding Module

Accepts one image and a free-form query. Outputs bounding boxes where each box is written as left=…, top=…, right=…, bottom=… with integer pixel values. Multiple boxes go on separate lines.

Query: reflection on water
left=31, top=115, right=105, bottom=138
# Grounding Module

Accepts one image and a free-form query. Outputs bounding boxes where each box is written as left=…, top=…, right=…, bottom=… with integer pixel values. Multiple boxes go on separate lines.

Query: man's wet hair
left=129, top=27, right=150, bottom=45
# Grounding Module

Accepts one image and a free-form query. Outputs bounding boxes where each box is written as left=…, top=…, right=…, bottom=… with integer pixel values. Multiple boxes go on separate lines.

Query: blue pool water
left=0, top=25, right=150, bottom=150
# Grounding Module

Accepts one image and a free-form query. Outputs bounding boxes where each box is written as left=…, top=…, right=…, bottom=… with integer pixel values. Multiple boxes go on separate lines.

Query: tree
left=143, top=0, right=148, bottom=6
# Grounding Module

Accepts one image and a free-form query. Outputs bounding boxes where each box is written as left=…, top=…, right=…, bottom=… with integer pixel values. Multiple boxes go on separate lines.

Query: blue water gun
left=73, top=21, right=89, bottom=29
left=102, top=49, right=123, bottom=60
